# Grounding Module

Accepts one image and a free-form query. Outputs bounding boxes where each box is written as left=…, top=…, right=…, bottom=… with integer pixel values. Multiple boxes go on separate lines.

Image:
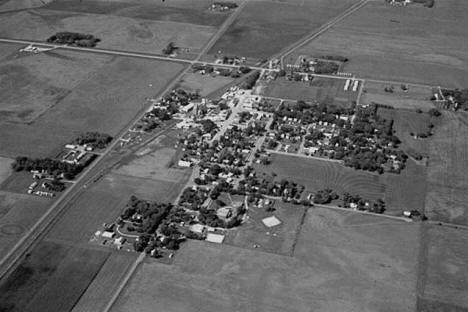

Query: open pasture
left=290, top=0, right=468, bottom=88
left=0, top=191, right=51, bottom=256
left=46, top=171, right=188, bottom=244
left=225, top=202, right=306, bottom=256
left=0, top=240, right=109, bottom=312
left=112, top=209, right=418, bottom=312
left=0, top=52, right=184, bottom=158
left=208, top=0, right=358, bottom=61
left=177, top=73, right=234, bottom=97
left=44, top=0, right=233, bottom=26
left=424, top=112, right=468, bottom=225
left=254, top=153, right=386, bottom=201
left=361, top=81, right=435, bottom=111
left=420, top=225, right=468, bottom=310
left=0, top=9, right=216, bottom=55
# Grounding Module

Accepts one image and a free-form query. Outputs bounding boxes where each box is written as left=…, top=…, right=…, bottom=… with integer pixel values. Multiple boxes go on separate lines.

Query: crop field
left=0, top=191, right=51, bottom=256
left=420, top=225, right=468, bottom=310
left=177, top=73, right=234, bottom=97
left=0, top=157, right=13, bottom=185
left=0, top=9, right=216, bottom=55
left=43, top=0, right=233, bottom=26
left=225, top=202, right=306, bottom=256
left=208, top=0, right=358, bottom=61
left=289, top=0, right=468, bottom=88
left=424, top=112, right=468, bottom=225
left=0, top=52, right=184, bottom=158
left=254, top=153, right=386, bottom=201
left=384, top=160, right=427, bottom=215
left=70, top=252, right=137, bottom=312
left=112, top=208, right=418, bottom=312
left=0, top=0, right=52, bottom=12
left=361, top=81, right=436, bottom=111
left=0, top=240, right=109, bottom=312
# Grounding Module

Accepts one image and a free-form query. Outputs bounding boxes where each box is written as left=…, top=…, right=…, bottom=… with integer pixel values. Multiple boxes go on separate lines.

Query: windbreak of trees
left=241, top=71, right=260, bottom=89
left=47, top=32, right=100, bottom=47
left=74, top=132, right=113, bottom=149
left=11, top=156, right=85, bottom=180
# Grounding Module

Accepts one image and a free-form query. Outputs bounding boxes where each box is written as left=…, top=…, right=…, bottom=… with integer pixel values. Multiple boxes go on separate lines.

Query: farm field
left=289, top=0, right=468, bottom=88
left=45, top=171, right=187, bottom=244
left=208, top=0, right=358, bottom=62
left=419, top=225, right=468, bottom=311
left=112, top=209, right=418, bottom=312
left=0, top=240, right=109, bottom=312
left=0, top=9, right=217, bottom=55
left=71, top=252, right=137, bottom=312
left=0, top=191, right=51, bottom=256
left=361, top=81, right=436, bottom=111
left=384, top=160, right=427, bottom=215
left=0, top=52, right=184, bottom=158
left=225, top=202, right=306, bottom=256
left=177, top=73, right=234, bottom=97
left=43, top=0, right=233, bottom=26
left=0, top=157, right=13, bottom=185
left=424, top=112, right=468, bottom=225
left=254, top=153, right=386, bottom=202
left=0, top=0, right=52, bottom=12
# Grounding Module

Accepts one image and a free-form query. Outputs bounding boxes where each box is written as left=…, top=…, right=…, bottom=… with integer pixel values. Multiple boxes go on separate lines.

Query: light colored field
left=254, top=153, right=386, bottom=201
left=0, top=0, right=52, bottom=12
left=71, top=252, right=137, bottom=312
left=425, top=112, right=468, bottom=225
left=290, top=0, right=468, bottom=88
left=225, top=202, right=306, bottom=256
left=421, top=225, right=468, bottom=310
left=112, top=209, right=418, bottom=312
left=46, top=172, right=189, bottom=243
left=209, top=0, right=358, bottom=60
left=0, top=190, right=51, bottom=256
left=0, top=9, right=216, bottom=54
left=0, top=54, right=184, bottom=158
left=177, top=73, right=234, bottom=97
left=0, top=157, right=13, bottom=185
left=361, top=81, right=436, bottom=111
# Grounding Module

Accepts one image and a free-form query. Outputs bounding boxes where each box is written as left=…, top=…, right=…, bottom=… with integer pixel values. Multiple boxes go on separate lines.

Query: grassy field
left=208, top=0, right=358, bottom=61
left=384, top=159, right=427, bottom=215
left=424, top=112, right=468, bottom=225
left=177, top=73, right=234, bottom=97
left=43, top=0, right=233, bottom=26
left=0, top=191, right=51, bottom=256
left=71, top=252, right=137, bottom=312
left=0, top=240, right=109, bottom=312
left=0, top=52, right=184, bottom=158
left=0, top=157, right=13, bottom=185
left=112, top=209, right=418, bottom=312
left=225, top=202, right=306, bottom=256
left=0, top=9, right=216, bottom=55
left=289, top=0, right=468, bottom=88
left=254, top=153, right=386, bottom=201
left=361, top=81, right=436, bottom=111
left=46, top=171, right=188, bottom=244
left=420, top=225, right=468, bottom=310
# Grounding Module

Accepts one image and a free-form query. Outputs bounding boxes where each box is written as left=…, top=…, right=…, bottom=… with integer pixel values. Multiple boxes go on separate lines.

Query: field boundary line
left=314, top=204, right=412, bottom=222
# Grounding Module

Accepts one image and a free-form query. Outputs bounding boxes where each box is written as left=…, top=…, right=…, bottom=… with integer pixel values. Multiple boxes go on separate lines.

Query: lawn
left=45, top=172, right=189, bottom=244
left=224, top=202, right=306, bottom=256
left=254, top=153, right=386, bottom=201
left=112, top=209, right=419, bottom=312
left=208, top=0, right=358, bottom=61
left=0, top=240, right=109, bottom=312
left=43, top=0, right=233, bottom=26
left=0, top=9, right=217, bottom=55
left=0, top=52, right=184, bottom=158
left=289, top=0, right=468, bottom=88
left=424, top=111, right=468, bottom=225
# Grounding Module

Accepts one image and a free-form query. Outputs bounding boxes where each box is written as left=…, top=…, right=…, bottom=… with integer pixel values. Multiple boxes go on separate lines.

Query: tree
left=428, top=108, right=441, bottom=117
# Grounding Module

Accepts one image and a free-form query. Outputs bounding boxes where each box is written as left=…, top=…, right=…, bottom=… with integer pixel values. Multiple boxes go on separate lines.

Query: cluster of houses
left=208, top=2, right=238, bottom=12
left=61, top=144, right=94, bottom=165
left=27, top=181, right=55, bottom=197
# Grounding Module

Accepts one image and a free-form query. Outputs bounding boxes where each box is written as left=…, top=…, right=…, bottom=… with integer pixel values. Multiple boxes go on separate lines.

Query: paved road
left=266, top=149, right=344, bottom=163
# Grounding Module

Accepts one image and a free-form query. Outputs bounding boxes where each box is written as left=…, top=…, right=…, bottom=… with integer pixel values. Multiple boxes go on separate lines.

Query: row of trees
left=47, top=32, right=100, bottom=47
left=73, top=132, right=113, bottom=149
